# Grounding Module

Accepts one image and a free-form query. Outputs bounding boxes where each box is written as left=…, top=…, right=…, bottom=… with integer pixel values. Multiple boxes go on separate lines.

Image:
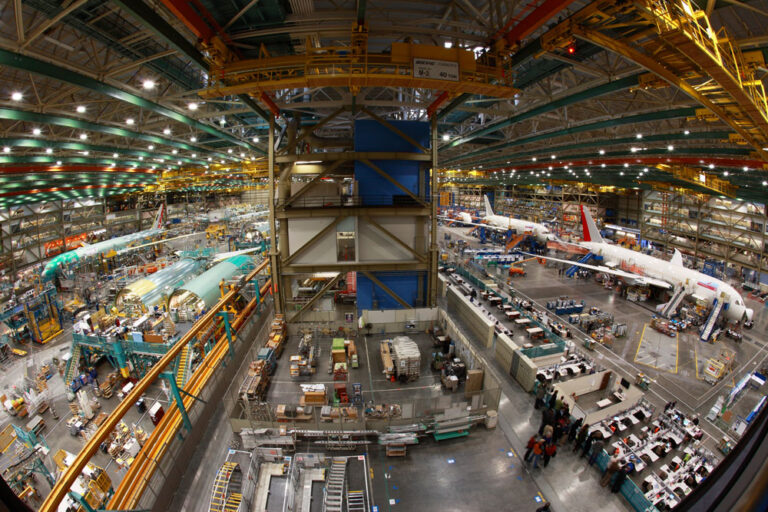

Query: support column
left=427, top=116, right=439, bottom=306
left=268, top=116, right=284, bottom=314
left=163, top=372, right=192, bottom=433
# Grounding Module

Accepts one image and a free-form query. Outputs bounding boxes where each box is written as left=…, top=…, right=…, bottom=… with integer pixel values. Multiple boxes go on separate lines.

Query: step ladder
left=700, top=299, right=726, bottom=342
left=565, top=252, right=596, bottom=278
left=209, top=461, right=239, bottom=512
left=176, top=344, right=191, bottom=389
left=64, top=343, right=82, bottom=386
left=323, top=457, right=347, bottom=512
left=346, top=489, right=366, bottom=512
left=505, top=233, right=526, bottom=252
left=661, top=287, right=687, bottom=318
left=223, top=493, right=242, bottom=512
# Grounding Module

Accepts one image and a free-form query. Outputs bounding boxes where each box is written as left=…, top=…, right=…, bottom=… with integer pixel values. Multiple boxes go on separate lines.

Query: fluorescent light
left=11, top=92, right=22, bottom=101
left=45, top=148, right=53, bottom=154
left=113, top=153, right=118, bottom=158
left=296, top=160, right=322, bottom=164
left=252, top=136, right=260, bottom=143
left=188, top=102, right=198, bottom=110
left=80, top=133, right=88, bottom=140
left=2, top=147, right=10, bottom=153
left=684, top=130, right=690, bottom=135
left=163, top=128, right=171, bottom=135
left=172, top=149, right=178, bottom=154
left=56, top=160, right=62, bottom=165
left=708, top=163, right=715, bottom=169
left=599, top=149, right=605, bottom=155
left=667, top=145, right=674, bottom=151
left=551, top=154, right=556, bottom=159
left=148, top=145, right=154, bottom=150
left=227, top=149, right=233, bottom=154
left=636, top=133, right=643, bottom=139
left=126, top=118, right=135, bottom=125
left=442, top=134, right=450, bottom=141
left=76, top=105, right=86, bottom=113
left=190, top=137, right=197, bottom=142
left=142, top=79, right=155, bottom=90
left=33, top=128, right=41, bottom=135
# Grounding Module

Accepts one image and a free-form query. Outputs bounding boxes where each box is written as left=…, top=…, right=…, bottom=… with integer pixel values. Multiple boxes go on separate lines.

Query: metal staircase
left=176, top=344, right=190, bottom=389
left=209, top=461, right=241, bottom=512
left=505, top=233, right=526, bottom=252
left=347, top=489, right=366, bottom=512
left=700, top=299, right=726, bottom=342
left=661, top=287, right=687, bottom=318
left=565, top=252, right=596, bottom=278
left=323, top=457, right=347, bottom=512
left=64, top=343, right=82, bottom=386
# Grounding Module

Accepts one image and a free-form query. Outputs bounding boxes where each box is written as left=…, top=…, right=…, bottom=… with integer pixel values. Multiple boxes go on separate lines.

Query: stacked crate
left=392, top=336, right=420, bottom=382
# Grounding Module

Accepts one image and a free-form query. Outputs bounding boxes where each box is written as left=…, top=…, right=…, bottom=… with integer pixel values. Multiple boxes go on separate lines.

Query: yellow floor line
left=674, top=332, right=679, bottom=374
left=634, top=324, right=647, bottom=363
left=694, top=343, right=699, bottom=380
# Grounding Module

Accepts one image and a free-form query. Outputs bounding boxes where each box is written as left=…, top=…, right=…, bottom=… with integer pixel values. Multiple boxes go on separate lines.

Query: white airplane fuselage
left=582, top=241, right=752, bottom=322
left=483, top=212, right=552, bottom=244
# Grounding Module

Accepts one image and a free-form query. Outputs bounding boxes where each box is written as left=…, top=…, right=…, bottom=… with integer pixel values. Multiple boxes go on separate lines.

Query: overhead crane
left=539, top=0, right=768, bottom=160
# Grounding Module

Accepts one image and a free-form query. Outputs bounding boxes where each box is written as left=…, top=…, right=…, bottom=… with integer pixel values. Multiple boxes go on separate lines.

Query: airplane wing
left=519, top=252, right=673, bottom=289
left=437, top=217, right=512, bottom=232
left=210, top=247, right=264, bottom=262
left=115, top=232, right=204, bottom=255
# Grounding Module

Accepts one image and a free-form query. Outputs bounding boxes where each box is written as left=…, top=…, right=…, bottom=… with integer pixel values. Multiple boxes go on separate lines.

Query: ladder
left=566, top=252, right=596, bottom=278
left=223, top=493, right=242, bottom=512
left=661, top=287, right=687, bottom=318
left=323, top=457, right=347, bottom=512
left=64, top=343, right=82, bottom=386
left=346, top=489, right=366, bottom=512
left=700, top=299, right=725, bottom=342
left=176, top=344, right=190, bottom=389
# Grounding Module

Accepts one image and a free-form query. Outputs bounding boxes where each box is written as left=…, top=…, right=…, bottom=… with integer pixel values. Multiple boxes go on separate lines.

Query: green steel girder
left=0, top=139, right=208, bottom=165
left=0, top=155, right=168, bottom=169
left=111, top=0, right=207, bottom=69
left=0, top=108, right=231, bottom=159
left=473, top=131, right=733, bottom=166
left=446, top=107, right=699, bottom=164
left=446, top=74, right=642, bottom=147
left=481, top=146, right=752, bottom=168
left=111, top=0, right=272, bottom=129
left=0, top=49, right=255, bottom=151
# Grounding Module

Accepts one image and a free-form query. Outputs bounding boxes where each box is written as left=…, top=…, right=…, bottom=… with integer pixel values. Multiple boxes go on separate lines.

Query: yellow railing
left=648, top=0, right=768, bottom=125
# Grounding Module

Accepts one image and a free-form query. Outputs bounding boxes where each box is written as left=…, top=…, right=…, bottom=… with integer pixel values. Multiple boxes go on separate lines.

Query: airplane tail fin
left=152, top=204, right=166, bottom=229
left=580, top=205, right=603, bottom=243
left=484, top=195, right=495, bottom=217
left=671, top=249, right=683, bottom=266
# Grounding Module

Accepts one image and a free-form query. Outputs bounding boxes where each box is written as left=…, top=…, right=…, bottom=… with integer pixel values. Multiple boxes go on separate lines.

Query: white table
left=596, top=398, right=613, bottom=409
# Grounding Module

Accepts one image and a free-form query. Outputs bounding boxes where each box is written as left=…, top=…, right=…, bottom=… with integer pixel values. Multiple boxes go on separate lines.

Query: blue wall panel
left=354, top=120, right=430, bottom=205
left=356, top=273, right=420, bottom=311
left=354, top=119, right=429, bottom=310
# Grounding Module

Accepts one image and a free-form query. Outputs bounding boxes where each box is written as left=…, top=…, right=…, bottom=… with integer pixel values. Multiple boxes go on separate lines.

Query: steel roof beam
left=112, top=0, right=271, bottom=126
left=0, top=108, right=230, bottom=158
left=445, top=73, right=642, bottom=148
left=0, top=49, right=254, bottom=151
left=445, top=107, right=698, bottom=164
left=0, top=138, right=208, bottom=165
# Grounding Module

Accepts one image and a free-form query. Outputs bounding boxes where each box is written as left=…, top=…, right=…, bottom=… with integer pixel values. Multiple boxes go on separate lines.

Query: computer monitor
left=620, top=378, right=631, bottom=389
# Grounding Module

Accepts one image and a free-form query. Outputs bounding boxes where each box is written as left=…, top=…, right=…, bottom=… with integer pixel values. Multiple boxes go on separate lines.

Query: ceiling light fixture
left=76, top=105, right=86, bottom=113
left=188, top=102, right=198, bottom=110
left=10, top=92, right=22, bottom=101
left=79, top=133, right=88, bottom=140
left=190, top=137, right=197, bottom=142
left=45, top=148, right=52, bottom=154
left=163, top=128, right=171, bottom=135
left=126, top=118, right=135, bottom=125
left=142, top=79, right=156, bottom=90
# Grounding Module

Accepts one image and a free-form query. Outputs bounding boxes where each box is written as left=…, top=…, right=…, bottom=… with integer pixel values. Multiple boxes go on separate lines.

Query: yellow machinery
left=52, top=449, right=113, bottom=512
left=206, top=224, right=227, bottom=240
left=704, top=349, right=735, bottom=385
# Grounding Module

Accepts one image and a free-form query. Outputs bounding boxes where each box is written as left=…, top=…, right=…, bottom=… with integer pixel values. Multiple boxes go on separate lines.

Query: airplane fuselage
left=582, top=241, right=751, bottom=322
left=484, top=213, right=552, bottom=243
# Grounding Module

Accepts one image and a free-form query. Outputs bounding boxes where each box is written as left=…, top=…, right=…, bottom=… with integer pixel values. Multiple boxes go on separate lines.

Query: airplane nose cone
left=746, top=308, right=754, bottom=321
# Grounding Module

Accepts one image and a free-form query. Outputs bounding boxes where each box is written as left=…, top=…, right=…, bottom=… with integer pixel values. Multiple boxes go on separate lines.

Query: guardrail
left=40, top=259, right=271, bottom=512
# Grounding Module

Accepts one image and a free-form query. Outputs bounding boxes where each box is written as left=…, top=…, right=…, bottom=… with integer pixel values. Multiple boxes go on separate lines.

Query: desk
left=505, top=311, right=521, bottom=320
left=515, top=318, right=531, bottom=326
left=489, top=297, right=502, bottom=307
left=596, top=398, right=613, bottom=409
left=502, top=304, right=513, bottom=312
left=613, top=391, right=626, bottom=402
left=526, top=327, right=544, bottom=340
